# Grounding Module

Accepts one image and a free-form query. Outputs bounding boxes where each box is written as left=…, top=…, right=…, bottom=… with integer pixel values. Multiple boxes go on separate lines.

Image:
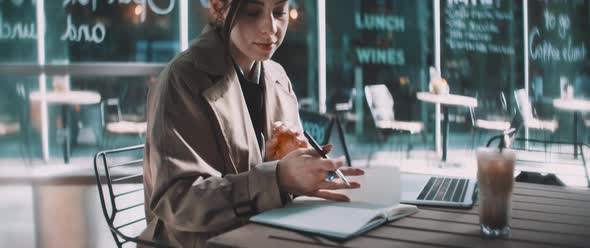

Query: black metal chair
left=93, top=144, right=173, bottom=248
left=299, top=109, right=334, bottom=146
left=299, top=110, right=352, bottom=167
left=486, top=113, right=590, bottom=188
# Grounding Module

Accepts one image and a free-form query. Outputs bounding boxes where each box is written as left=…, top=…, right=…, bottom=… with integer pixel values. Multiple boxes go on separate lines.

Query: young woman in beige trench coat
left=140, top=0, right=364, bottom=247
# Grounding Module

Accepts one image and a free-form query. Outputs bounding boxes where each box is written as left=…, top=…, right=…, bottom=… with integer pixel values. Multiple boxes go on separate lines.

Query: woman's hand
left=276, top=147, right=364, bottom=201
left=265, top=121, right=309, bottom=161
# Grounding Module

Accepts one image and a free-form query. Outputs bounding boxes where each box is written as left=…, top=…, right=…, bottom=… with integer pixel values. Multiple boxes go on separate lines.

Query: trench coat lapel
left=202, top=68, right=263, bottom=174
left=262, top=61, right=301, bottom=134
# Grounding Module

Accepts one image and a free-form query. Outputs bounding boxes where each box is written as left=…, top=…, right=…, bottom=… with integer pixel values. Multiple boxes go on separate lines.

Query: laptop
left=399, top=173, right=477, bottom=208
left=326, top=118, right=478, bottom=208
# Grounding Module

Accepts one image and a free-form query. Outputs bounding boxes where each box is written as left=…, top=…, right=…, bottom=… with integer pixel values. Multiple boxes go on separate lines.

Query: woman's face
left=229, top=0, right=289, bottom=63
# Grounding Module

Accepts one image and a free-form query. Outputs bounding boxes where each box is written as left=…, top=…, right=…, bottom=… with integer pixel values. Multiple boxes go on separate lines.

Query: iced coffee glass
left=476, top=148, right=515, bottom=238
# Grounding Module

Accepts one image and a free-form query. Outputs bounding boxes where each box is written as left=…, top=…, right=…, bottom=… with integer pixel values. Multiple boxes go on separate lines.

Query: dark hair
left=210, top=0, right=244, bottom=41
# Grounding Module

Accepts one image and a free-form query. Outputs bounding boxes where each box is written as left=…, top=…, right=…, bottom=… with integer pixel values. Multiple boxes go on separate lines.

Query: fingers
left=321, top=144, right=333, bottom=154
left=317, top=181, right=360, bottom=190
left=311, top=191, right=350, bottom=202
left=288, top=147, right=318, bottom=157
left=272, top=121, right=284, bottom=129
left=339, top=167, right=365, bottom=176
left=316, top=158, right=343, bottom=171
left=266, top=136, right=279, bottom=150
left=296, top=136, right=309, bottom=148
left=265, top=136, right=280, bottom=160
left=272, top=121, right=304, bottom=139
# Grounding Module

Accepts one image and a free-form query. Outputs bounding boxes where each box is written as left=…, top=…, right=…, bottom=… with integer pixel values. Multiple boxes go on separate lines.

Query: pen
left=303, top=131, right=351, bottom=187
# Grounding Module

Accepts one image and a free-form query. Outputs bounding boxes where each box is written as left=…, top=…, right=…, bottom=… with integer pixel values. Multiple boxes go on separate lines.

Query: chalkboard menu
left=0, top=0, right=37, bottom=63
left=441, top=0, right=523, bottom=100
left=44, top=0, right=180, bottom=63
left=528, top=0, right=589, bottom=98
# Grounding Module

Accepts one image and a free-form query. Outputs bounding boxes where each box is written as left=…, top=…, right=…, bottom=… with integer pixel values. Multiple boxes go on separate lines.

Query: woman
left=141, top=0, right=363, bottom=247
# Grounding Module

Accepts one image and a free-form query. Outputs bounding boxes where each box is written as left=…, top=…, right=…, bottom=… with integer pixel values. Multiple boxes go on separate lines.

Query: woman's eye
left=273, top=11, right=287, bottom=18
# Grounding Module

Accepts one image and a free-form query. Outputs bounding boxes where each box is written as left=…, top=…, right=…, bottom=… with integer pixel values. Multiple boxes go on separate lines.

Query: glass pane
left=528, top=0, right=589, bottom=99
left=187, top=0, right=318, bottom=106
left=528, top=0, right=589, bottom=142
left=442, top=0, right=524, bottom=116
left=45, top=0, right=180, bottom=63
left=0, top=76, right=39, bottom=165
left=188, top=0, right=212, bottom=41
left=0, top=0, right=37, bottom=63
left=326, top=0, right=432, bottom=122
left=274, top=0, right=318, bottom=106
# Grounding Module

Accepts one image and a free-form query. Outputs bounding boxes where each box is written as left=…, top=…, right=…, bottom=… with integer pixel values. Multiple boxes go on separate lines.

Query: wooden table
left=417, top=92, right=478, bottom=161
left=208, top=182, right=590, bottom=248
left=30, top=90, right=101, bottom=163
left=553, top=98, right=590, bottom=158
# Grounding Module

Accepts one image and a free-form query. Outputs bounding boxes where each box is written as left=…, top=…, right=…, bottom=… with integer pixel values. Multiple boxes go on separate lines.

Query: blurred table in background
left=30, top=91, right=101, bottom=164
left=417, top=92, right=477, bottom=162
left=553, top=98, right=590, bottom=158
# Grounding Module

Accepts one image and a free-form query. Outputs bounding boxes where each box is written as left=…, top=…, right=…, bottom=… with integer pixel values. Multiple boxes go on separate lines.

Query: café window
left=528, top=0, right=589, bottom=99
left=188, top=0, right=319, bottom=104
left=441, top=0, right=524, bottom=126
left=325, top=0, right=433, bottom=133
left=45, top=0, right=180, bottom=63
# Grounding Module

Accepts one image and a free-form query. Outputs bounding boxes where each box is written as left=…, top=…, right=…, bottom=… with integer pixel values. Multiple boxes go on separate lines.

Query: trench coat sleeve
left=144, top=65, right=284, bottom=233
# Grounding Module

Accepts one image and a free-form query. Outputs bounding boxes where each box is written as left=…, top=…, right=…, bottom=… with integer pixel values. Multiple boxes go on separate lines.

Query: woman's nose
left=260, top=13, right=278, bottom=35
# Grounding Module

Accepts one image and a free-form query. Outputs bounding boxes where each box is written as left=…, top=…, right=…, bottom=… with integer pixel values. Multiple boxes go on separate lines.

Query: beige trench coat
left=141, top=26, right=302, bottom=247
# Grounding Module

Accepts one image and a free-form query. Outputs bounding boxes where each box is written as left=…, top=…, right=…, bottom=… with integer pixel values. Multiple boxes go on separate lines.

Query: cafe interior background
left=0, top=0, right=589, bottom=247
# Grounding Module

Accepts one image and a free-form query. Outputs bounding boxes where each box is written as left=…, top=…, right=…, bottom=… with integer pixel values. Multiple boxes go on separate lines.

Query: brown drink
left=477, top=148, right=515, bottom=238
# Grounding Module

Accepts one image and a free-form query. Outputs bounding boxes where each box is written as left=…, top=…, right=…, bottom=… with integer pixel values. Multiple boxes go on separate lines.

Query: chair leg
left=366, top=150, right=373, bottom=168
left=476, top=129, right=482, bottom=149
left=421, top=132, right=429, bottom=163
left=396, top=131, right=406, bottom=165
left=407, top=133, right=413, bottom=159
left=470, top=127, right=476, bottom=150
left=366, top=131, right=381, bottom=168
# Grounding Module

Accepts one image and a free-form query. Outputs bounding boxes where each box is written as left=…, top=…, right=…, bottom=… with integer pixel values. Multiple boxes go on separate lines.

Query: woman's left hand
left=265, top=121, right=309, bottom=161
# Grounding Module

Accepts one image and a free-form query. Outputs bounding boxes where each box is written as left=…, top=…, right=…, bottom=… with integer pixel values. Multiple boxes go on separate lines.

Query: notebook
left=250, top=167, right=417, bottom=239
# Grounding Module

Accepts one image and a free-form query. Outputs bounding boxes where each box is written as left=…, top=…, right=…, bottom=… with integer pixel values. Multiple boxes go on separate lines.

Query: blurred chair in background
left=364, top=84, right=424, bottom=163
left=469, top=91, right=512, bottom=149
left=0, top=83, right=31, bottom=163
left=100, top=98, right=147, bottom=149
left=299, top=109, right=334, bottom=146
left=514, top=89, right=558, bottom=141
left=327, top=88, right=357, bottom=127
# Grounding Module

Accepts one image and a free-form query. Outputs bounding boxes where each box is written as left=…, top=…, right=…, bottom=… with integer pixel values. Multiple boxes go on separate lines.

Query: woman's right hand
left=276, top=147, right=364, bottom=201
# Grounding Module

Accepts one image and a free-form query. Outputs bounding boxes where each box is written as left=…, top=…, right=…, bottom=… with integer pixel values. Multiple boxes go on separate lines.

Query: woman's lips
left=254, top=43, right=274, bottom=52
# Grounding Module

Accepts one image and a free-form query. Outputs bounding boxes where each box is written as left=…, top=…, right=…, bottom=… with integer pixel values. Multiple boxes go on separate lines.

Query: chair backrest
left=298, top=110, right=353, bottom=167
left=500, top=91, right=508, bottom=113
left=364, top=84, right=395, bottom=125
left=94, top=144, right=172, bottom=248
left=469, top=91, right=510, bottom=127
left=299, top=110, right=334, bottom=145
left=485, top=113, right=524, bottom=148
left=330, top=88, right=357, bottom=112
left=514, top=89, right=534, bottom=121
left=101, top=98, right=123, bottom=127
left=327, top=118, right=353, bottom=167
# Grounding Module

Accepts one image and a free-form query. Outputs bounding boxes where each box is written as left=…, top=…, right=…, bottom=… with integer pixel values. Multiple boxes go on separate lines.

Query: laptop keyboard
left=417, top=177, right=469, bottom=202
